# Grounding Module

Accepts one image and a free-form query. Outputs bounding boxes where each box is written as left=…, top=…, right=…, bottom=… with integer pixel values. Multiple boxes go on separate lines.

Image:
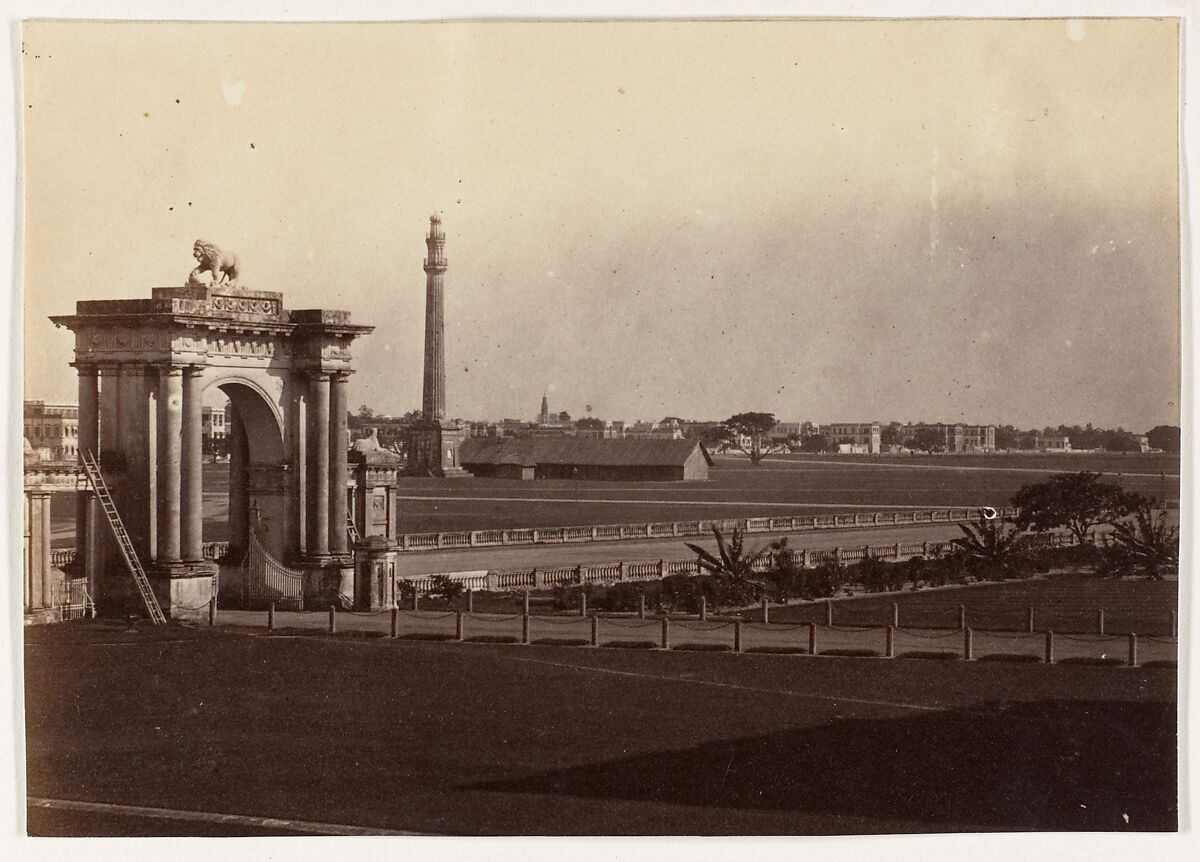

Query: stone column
left=74, top=363, right=99, bottom=587
left=228, top=408, right=248, bottom=558
left=309, top=372, right=331, bottom=557
left=97, top=362, right=122, bottom=462
left=330, top=372, right=350, bottom=555
left=181, top=366, right=205, bottom=562
left=156, top=365, right=183, bottom=564
left=119, top=364, right=150, bottom=557
left=39, top=492, right=52, bottom=609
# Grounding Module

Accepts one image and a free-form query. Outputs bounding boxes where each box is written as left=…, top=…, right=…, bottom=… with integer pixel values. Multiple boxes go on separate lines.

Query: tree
left=357, top=404, right=375, bottom=419
left=1010, top=471, right=1134, bottom=544
left=908, top=427, right=944, bottom=453
left=799, top=433, right=832, bottom=453
left=575, top=417, right=605, bottom=430
left=1098, top=498, right=1178, bottom=579
left=557, top=410, right=572, bottom=423
left=1147, top=425, right=1181, bottom=454
left=722, top=412, right=778, bottom=465
left=880, top=422, right=902, bottom=448
left=951, top=514, right=1026, bottom=579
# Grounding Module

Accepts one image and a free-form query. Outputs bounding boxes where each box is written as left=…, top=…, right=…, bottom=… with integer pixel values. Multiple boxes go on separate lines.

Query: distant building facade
left=202, top=405, right=227, bottom=456
left=460, top=437, right=712, bottom=481
left=1035, top=434, right=1071, bottom=452
left=824, top=422, right=882, bottom=455
left=23, top=401, right=78, bottom=462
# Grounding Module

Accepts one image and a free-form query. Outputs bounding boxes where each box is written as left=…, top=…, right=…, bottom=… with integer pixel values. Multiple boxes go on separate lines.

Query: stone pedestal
left=151, top=560, right=219, bottom=621
left=354, top=535, right=398, bottom=610
left=408, top=420, right=468, bottom=478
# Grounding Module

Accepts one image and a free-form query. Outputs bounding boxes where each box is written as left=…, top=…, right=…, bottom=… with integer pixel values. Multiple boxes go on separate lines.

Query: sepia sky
left=21, top=18, right=1180, bottom=430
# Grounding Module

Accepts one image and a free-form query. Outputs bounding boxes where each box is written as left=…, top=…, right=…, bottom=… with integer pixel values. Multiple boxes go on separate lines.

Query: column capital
left=95, top=360, right=122, bottom=374
left=70, top=361, right=99, bottom=375
left=305, top=369, right=332, bottom=383
left=120, top=362, right=151, bottom=377
left=155, top=363, right=186, bottom=378
left=330, top=370, right=354, bottom=383
left=183, top=364, right=206, bottom=379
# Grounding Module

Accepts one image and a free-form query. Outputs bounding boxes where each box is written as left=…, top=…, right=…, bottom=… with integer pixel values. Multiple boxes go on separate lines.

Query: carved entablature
left=151, top=286, right=285, bottom=322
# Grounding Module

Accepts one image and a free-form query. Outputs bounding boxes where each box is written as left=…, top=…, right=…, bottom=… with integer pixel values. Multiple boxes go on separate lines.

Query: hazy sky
left=22, top=19, right=1180, bottom=430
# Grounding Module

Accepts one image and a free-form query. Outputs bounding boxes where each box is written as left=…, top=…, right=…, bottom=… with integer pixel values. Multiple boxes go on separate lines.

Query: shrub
left=425, top=575, right=464, bottom=603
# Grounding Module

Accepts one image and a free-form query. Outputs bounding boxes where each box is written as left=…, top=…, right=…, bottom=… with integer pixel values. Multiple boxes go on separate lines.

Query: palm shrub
left=425, top=575, right=464, bottom=604
left=684, top=526, right=767, bottom=609
left=1098, top=498, right=1179, bottom=579
left=952, top=515, right=1027, bottom=580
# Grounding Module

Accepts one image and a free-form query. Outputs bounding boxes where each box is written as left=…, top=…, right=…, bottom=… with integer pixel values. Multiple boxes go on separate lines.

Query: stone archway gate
left=52, top=282, right=373, bottom=618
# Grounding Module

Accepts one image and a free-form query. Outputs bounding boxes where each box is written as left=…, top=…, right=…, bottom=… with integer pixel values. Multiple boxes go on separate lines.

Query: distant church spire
left=539, top=392, right=550, bottom=424
left=421, top=214, right=448, bottom=421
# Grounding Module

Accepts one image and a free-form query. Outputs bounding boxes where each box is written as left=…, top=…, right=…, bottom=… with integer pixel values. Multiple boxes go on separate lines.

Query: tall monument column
left=74, top=362, right=100, bottom=590
left=409, top=214, right=467, bottom=478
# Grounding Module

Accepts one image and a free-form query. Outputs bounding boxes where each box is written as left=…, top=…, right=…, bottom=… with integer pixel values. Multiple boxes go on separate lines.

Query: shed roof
left=460, top=436, right=711, bottom=468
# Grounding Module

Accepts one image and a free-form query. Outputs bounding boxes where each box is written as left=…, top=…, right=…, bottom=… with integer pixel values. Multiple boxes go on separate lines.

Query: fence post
left=591, top=616, right=599, bottom=647
left=657, top=559, right=665, bottom=579
left=825, top=601, right=833, bottom=626
left=800, top=549, right=809, bottom=568
left=808, top=621, right=817, bottom=655
left=523, top=589, right=531, bottom=615
left=885, top=624, right=894, bottom=659
left=1096, top=609, right=1105, bottom=635
left=591, top=526, right=598, bottom=540
left=208, top=597, right=216, bottom=627
left=921, top=541, right=929, bottom=558
left=1026, top=605, right=1034, bottom=633
left=455, top=611, right=464, bottom=641
left=390, top=606, right=398, bottom=638
left=575, top=564, right=584, bottom=584
left=762, top=597, right=769, bottom=624
left=963, top=627, right=973, bottom=661
left=1127, top=632, right=1138, bottom=668
left=958, top=604, right=966, bottom=631
left=268, top=602, right=275, bottom=632
left=734, top=620, right=743, bottom=654
left=1170, top=610, right=1177, bottom=638
left=833, top=547, right=841, bottom=564
left=894, top=543, right=901, bottom=560
left=863, top=544, right=871, bottom=561
left=466, top=589, right=474, bottom=613
left=661, top=617, right=670, bottom=650
left=638, top=591, right=646, bottom=620
left=328, top=605, right=336, bottom=635
left=699, top=596, right=707, bottom=622
left=1045, top=630, right=1055, bottom=664
left=891, top=602, right=899, bottom=627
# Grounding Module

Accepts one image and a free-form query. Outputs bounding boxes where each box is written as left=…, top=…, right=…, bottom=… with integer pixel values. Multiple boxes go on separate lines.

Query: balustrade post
left=921, top=542, right=929, bottom=558
left=618, top=561, right=626, bottom=581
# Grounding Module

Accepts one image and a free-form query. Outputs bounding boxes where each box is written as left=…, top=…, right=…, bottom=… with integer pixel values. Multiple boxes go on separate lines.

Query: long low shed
left=459, top=436, right=712, bottom=481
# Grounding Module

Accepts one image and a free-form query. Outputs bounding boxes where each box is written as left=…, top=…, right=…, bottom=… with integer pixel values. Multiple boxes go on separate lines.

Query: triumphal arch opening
left=51, top=242, right=374, bottom=618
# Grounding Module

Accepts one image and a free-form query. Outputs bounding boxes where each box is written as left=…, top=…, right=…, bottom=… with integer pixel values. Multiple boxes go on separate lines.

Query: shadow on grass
left=467, top=699, right=1177, bottom=832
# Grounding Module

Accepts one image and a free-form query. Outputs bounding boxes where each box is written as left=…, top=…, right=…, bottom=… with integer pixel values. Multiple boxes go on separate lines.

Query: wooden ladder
left=79, top=450, right=167, bottom=625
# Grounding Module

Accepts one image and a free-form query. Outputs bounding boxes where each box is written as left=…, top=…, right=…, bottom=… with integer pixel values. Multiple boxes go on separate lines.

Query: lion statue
left=186, top=239, right=240, bottom=288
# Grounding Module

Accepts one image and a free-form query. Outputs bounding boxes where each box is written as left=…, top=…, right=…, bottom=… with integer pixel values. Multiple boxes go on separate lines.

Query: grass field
left=24, top=621, right=1177, bottom=836
left=47, top=450, right=1180, bottom=546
